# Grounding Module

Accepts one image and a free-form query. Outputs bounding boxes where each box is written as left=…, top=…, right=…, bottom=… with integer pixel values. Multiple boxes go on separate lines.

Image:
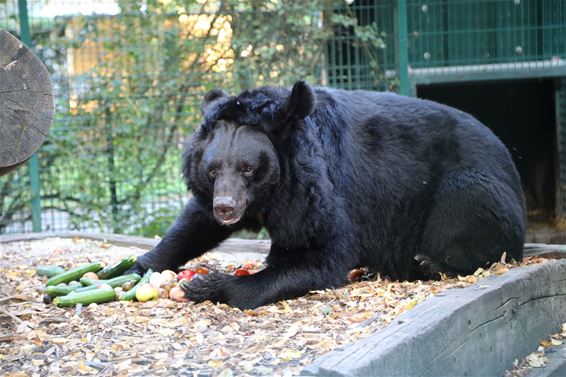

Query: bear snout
left=213, top=196, right=243, bottom=225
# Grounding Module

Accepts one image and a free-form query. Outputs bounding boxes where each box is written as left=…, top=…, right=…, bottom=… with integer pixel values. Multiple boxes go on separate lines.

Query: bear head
left=183, top=80, right=316, bottom=225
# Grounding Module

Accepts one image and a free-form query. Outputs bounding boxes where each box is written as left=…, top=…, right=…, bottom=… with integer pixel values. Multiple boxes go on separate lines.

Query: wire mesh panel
left=408, top=0, right=566, bottom=82
left=557, top=78, right=566, bottom=218
left=0, top=0, right=335, bottom=236
left=325, top=0, right=396, bottom=91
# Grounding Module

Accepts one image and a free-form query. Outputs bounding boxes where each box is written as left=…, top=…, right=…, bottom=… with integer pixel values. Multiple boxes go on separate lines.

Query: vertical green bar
left=397, top=0, right=410, bottom=96
left=18, top=0, right=42, bottom=232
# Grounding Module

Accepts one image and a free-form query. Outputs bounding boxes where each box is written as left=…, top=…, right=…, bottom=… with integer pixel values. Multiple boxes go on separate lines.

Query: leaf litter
left=0, top=237, right=551, bottom=376
left=505, top=322, right=566, bottom=377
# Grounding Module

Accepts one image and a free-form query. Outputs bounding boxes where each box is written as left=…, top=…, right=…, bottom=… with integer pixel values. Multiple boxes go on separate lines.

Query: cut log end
left=0, top=29, right=55, bottom=176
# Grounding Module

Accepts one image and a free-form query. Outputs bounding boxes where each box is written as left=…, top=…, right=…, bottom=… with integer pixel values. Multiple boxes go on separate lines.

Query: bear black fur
left=132, top=81, right=526, bottom=309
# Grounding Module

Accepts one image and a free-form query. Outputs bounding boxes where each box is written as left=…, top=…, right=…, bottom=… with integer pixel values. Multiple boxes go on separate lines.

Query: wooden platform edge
left=0, top=231, right=271, bottom=255
left=301, top=259, right=566, bottom=377
left=1, top=232, right=563, bottom=258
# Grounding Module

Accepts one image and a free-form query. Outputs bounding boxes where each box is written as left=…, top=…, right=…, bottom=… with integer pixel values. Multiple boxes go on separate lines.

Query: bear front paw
left=179, top=272, right=232, bottom=305
left=126, top=260, right=149, bottom=276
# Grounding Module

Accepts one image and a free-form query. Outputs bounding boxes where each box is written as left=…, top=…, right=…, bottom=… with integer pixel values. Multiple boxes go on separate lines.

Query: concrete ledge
left=302, top=260, right=566, bottom=377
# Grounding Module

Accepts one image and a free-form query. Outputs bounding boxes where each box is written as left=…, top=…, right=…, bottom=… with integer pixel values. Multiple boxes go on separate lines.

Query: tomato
left=348, top=268, right=365, bottom=282
left=234, top=268, right=250, bottom=276
left=194, top=266, right=209, bottom=275
left=177, top=269, right=196, bottom=281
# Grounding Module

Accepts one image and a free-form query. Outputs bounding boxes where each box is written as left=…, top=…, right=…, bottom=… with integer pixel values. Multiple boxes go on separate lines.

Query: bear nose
left=216, top=204, right=234, bottom=215
left=213, top=197, right=236, bottom=216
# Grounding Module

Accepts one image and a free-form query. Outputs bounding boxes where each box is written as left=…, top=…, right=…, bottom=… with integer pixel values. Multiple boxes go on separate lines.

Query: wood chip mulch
left=0, top=237, right=550, bottom=376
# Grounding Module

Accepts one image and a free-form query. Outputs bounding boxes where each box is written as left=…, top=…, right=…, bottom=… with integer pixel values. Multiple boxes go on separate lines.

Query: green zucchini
left=69, top=284, right=106, bottom=294
left=80, top=273, right=141, bottom=288
left=97, top=255, right=137, bottom=279
left=119, top=269, right=153, bottom=301
left=79, top=277, right=103, bottom=286
left=45, top=279, right=105, bottom=297
left=45, top=285, right=77, bottom=297
left=36, top=265, right=65, bottom=278
left=54, top=286, right=116, bottom=307
left=46, top=262, right=104, bottom=286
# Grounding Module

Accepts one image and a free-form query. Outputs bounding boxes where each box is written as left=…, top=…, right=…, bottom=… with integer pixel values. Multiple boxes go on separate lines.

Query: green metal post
left=18, top=0, right=42, bottom=232
left=396, top=0, right=410, bottom=96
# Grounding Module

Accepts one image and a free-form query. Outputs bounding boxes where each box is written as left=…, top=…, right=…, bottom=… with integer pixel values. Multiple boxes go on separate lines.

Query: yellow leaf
left=525, top=353, right=547, bottom=368
left=473, top=267, right=485, bottom=276
left=349, top=311, right=373, bottom=323
left=402, top=299, right=418, bottom=311
left=50, top=337, right=69, bottom=344
left=540, top=339, right=552, bottom=347
left=207, top=359, right=223, bottom=369
left=244, top=309, right=258, bottom=316
left=493, top=265, right=509, bottom=275
left=279, top=348, right=303, bottom=361
left=77, top=362, right=98, bottom=375
left=314, top=338, right=337, bottom=352
left=550, top=338, right=563, bottom=346
left=279, top=301, right=291, bottom=313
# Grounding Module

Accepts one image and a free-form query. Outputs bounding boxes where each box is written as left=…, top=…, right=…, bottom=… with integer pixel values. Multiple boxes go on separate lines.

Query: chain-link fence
left=1, top=0, right=565, bottom=236
left=0, top=0, right=390, bottom=236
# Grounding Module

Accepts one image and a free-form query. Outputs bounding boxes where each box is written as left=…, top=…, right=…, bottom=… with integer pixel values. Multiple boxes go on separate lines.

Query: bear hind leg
left=419, top=169, right=525, bottom=279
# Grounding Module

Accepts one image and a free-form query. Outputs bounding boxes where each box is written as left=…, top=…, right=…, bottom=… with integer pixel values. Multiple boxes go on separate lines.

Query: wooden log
left=0, top=29, right=54, bottom=176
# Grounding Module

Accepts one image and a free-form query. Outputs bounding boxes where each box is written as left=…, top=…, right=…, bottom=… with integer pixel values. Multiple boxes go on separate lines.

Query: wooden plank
left=302, top=260, right=566, bottom=377
left=0, top=231, right=271, bottom=255
left=0, top=231, right=563, bottom=259
left=0, top=29, right=54, bottom=175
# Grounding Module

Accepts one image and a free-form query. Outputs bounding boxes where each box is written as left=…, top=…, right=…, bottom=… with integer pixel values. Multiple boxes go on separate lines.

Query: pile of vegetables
left=37, top=257, right=254, bottom=307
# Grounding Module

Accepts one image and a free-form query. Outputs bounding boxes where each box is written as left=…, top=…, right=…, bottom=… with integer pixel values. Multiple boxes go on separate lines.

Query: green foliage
left=0, top=0, right=385, bottom=236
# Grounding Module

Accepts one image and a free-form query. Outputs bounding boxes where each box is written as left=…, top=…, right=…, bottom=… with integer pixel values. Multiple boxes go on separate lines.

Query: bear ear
left=283, top=80, right=316, bottom=120
left=201, top=89, right=229, bottom=115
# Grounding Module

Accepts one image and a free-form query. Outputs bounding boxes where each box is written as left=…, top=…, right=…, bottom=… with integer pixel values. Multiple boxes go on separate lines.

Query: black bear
left=132, top=81, right=526, bottom=309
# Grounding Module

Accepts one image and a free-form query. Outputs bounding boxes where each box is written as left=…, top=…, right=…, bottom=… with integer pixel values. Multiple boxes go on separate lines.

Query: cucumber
left=47, top=262, right=104, bottom=286
left=119, top=269, right=153, bottom=301
left=45, top=285, right=77, bottom=297
left=45, top=279, right=105, bottom=297
left=54, top=286, right=116, bottom=307
left=36, top=265, right=65, bottom=278
left=70, top=284, right=107, bottom=294
left=46, top=262, right=104, bottom=286
left=79, top=277, right=103, bottom=286
left=80, top=273, right=141, bottom=288
left=97, top=255, right=137, bottom=279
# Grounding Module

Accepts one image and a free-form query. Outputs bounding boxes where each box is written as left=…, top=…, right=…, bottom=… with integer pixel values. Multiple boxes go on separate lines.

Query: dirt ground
left=0, top=237, right=549, bottom=376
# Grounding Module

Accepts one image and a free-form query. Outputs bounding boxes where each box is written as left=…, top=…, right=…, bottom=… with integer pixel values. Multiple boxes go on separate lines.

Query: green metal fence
left=0, top=0, right=358, bottom=236
left=1, top=0, right=565, bottom=236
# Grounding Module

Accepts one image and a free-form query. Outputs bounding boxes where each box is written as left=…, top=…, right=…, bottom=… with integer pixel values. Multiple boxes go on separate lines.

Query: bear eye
left=208, top=168, right=218, bottom=178
left=242, top=166, right=254, bottom=177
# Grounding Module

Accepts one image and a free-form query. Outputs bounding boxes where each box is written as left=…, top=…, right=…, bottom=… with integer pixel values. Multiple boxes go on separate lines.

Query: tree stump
left=0, top=29, right=54, bottom=177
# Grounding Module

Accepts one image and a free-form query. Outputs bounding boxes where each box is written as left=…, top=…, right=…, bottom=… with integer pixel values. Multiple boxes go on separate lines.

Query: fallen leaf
left=550, top=338, right=563, bottom=346
left=279, top=348, right=303, bottom=361
left=525, top=353, right=547, bottom=368
left=207, top=359, right=223, bottom=369
left=77, top=362, right=98, bottom=375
